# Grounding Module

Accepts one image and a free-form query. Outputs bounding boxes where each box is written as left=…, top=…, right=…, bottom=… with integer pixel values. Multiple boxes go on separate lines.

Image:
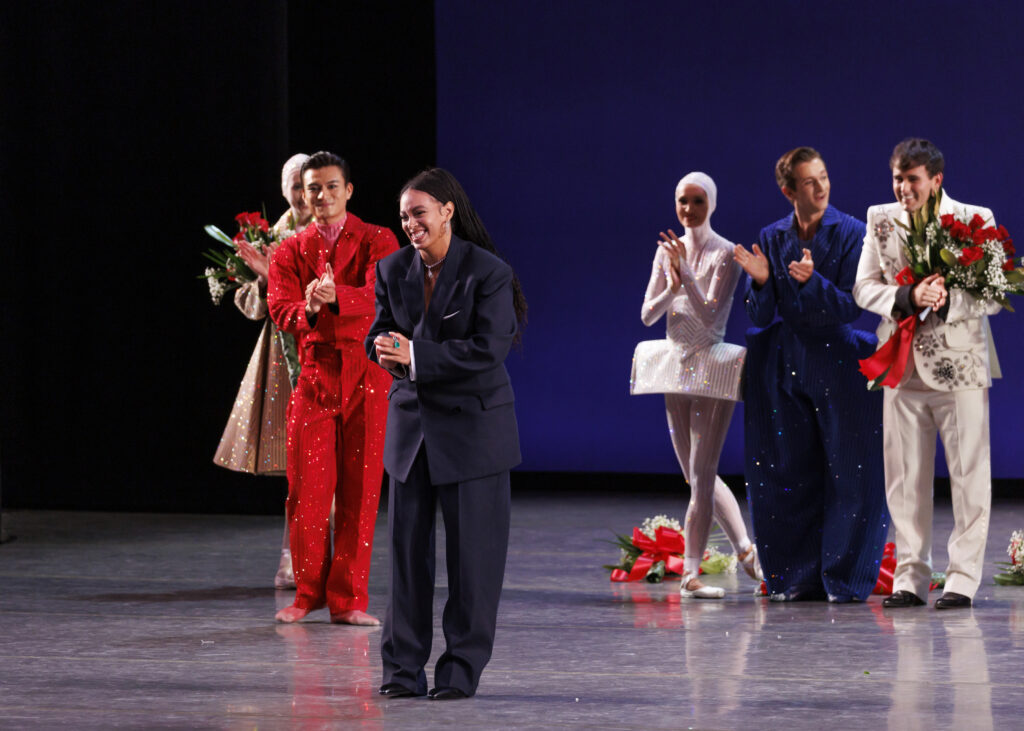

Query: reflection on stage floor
left=1, top=492, right=1023, bottom=728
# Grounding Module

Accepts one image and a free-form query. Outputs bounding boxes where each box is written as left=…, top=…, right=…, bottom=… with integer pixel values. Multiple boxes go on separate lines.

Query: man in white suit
left=854, top=138, right=1001, bottom=609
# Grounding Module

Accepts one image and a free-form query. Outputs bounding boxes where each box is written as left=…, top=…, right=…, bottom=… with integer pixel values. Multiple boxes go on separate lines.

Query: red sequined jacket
left=268, top=213, right=399, bottom=354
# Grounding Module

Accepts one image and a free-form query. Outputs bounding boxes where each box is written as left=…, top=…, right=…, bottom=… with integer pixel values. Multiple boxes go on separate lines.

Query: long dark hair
left=401, top=167, right=528, bottom=332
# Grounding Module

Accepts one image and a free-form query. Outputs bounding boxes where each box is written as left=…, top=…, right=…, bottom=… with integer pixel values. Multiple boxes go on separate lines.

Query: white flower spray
left=205, top=268, right=227, bottom=305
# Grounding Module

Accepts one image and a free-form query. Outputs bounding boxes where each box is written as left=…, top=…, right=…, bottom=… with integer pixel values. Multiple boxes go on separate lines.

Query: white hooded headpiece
left=281, top=153, right=310, bottom=194
left=674, top=171, right=717, bottom=245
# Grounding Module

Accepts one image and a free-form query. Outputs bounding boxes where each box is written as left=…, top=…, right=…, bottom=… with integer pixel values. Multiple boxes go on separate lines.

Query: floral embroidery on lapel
left=915, top=333, right=942, bottom=359
left=874, top=217, right=894, bottom=244
left=929, top=353, right=983, bottom=389
left=931, top=357, right=962, bottom=387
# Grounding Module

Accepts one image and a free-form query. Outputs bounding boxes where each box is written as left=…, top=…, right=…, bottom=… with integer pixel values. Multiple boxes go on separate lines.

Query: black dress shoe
left=882, top=590, right=925, bottom=608
left=378, top=683, right=418, bottom=698
left=427, top=687, right=469, bottom=701
left=934, top=592, right=972, bottom=610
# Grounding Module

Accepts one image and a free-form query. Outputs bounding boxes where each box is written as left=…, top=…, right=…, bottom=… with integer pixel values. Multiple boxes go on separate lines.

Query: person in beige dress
left=214, top=153, right=311, bottom=588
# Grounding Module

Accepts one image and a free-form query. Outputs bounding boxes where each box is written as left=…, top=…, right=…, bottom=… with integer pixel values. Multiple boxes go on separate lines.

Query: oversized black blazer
left=366, top=235, right=521, bottom=485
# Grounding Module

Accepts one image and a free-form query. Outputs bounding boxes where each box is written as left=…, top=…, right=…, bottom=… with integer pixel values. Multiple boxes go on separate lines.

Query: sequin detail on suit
left=214, top=279, right=293, bottom=475
left=268, top=214, right=398, bottom=614
left=633, top=219, right=754, bottom=568
left=743, top=205, right=888, bottom=600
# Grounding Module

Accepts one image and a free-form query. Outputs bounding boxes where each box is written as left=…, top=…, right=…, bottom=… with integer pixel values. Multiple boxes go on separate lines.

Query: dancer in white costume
left=632, top=172, right=762, bottom=598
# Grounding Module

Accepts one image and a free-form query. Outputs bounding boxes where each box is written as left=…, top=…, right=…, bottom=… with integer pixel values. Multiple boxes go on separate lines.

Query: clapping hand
left=657, top=229, right=685, bottom=292
left=733, top=243, right=770, bottom=286
left=787, top=248, right=814, bottom=283
left=237, top=239, right=270, bottom=280
left=305, top=263, right=337, bottom=314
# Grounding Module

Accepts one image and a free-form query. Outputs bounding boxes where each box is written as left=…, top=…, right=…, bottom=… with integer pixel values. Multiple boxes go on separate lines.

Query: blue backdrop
left=435, top=0, right=1024, bottom=479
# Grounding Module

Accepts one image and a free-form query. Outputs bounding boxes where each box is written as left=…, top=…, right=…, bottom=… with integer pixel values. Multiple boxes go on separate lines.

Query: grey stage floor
left=2, top=493, right=1024, bottom=729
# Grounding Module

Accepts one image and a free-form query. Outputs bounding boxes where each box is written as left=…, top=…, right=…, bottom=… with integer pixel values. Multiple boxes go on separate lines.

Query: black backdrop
left=1, top=1, right=436, bottom=511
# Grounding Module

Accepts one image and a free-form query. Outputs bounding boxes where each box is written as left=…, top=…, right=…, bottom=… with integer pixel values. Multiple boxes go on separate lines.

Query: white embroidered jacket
left=853, top=193, right=1001, bottom=391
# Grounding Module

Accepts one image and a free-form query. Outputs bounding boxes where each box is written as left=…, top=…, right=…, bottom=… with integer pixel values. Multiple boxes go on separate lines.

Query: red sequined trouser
left=286, top=341, right=388, bottom=614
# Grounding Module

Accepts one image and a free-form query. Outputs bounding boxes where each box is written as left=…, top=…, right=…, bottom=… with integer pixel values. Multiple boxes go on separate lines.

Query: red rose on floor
left=958, top=246, right=985, bottom=266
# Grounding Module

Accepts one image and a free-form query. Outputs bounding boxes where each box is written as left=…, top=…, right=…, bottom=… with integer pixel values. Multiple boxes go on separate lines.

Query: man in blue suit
left=367, top=168, right=524, bottom=700
left=734, top=146, right=888, bottom=602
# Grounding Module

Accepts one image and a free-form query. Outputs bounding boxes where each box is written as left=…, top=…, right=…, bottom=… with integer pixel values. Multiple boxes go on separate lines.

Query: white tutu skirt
left=630, top=339, right=746, bottom=401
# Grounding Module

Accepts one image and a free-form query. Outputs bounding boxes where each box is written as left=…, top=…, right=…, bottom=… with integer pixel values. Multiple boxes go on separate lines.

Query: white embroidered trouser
left=883, top=373, right=991, bottom=599
left=665, top=394, right=750, bottom=560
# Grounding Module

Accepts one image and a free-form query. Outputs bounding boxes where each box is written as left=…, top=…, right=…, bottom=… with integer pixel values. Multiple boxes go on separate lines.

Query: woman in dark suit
left=367, top=168, right=527, bottom=701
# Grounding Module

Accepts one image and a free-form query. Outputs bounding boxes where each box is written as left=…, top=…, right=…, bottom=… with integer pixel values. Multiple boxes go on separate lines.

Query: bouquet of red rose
left=201, top=211, right=279, bottom=305
left=860, top=192, right=1022, bottom=389
left=895, top=192, right=1023, bottom=311
left=603, top=515, right=733, bottom=583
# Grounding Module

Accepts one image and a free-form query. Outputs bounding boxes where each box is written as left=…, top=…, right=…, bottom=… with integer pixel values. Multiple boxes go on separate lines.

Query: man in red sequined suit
left=268, top=151, right=398, bottom=624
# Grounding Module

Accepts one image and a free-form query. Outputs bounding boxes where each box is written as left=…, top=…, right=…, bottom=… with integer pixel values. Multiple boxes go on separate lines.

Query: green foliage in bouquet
left=200, top=209, right=279, bottom=304
left=894, top=189, right=944, bottom=280
left=201, top=223, right=257, bottom=286
left=894, top=188, right=1023, bottom=312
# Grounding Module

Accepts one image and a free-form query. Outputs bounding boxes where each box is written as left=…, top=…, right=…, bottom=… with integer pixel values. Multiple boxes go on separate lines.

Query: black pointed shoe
left=378, top=683, right=419, bottom=698
left=934, top=592, right=972, bottom=610
left=427, top=687, right=470, bottom=701
left=882, top=590, right=925, bottom=608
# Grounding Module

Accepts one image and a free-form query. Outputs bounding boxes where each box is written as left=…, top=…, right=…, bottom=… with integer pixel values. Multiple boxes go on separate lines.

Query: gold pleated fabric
left=213, top=318, right=291, bottom=475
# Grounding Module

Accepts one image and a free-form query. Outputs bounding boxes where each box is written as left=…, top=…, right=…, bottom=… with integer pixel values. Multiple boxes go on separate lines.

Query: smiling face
left=784, top=158, right=830, bottom=218
left=399, top=188, right=454, bottom=259
left=892, top=164, right=943, bottom=212
left=675, top=184, right=709, bottom=229
left=302, top=165, right=352, bottom=225
left=283, top=169, right=310, bottom=225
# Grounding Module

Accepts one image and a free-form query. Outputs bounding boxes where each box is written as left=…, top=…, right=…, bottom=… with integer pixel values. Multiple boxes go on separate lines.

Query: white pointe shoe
left=738, top=544, right=763, bottom=581
left=679, top=573, right=725, bottom=599
left=274, top=550, right=296, bottom=590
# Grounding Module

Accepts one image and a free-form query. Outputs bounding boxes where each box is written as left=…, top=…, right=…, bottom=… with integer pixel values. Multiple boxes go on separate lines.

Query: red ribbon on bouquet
left=858, top=267, right=920, bottom=388
left=872, top=542, right=897, bottom=595
left=610, top=526, right=687, bottom=582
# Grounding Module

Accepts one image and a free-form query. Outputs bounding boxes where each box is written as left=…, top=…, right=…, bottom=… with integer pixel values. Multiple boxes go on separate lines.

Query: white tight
left=665, top=394, right=751, bottom=560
